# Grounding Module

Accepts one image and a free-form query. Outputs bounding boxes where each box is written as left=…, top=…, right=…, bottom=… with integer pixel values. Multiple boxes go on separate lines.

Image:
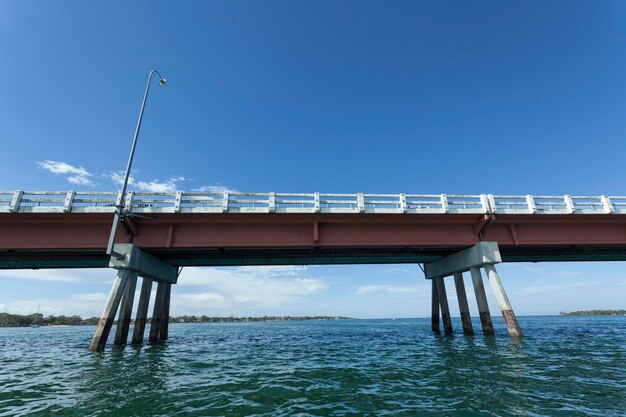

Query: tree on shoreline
left=0, top=312, right=352, bottom=327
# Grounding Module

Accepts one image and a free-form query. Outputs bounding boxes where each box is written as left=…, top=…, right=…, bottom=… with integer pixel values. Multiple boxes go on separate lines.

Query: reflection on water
left=0, top=316, right=625, bottom=416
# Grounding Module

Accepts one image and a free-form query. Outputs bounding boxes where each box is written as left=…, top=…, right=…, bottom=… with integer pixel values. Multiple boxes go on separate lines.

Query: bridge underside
left=2, top=245, right=626, bottom=269
left=2, top=212, right=626, bottom=269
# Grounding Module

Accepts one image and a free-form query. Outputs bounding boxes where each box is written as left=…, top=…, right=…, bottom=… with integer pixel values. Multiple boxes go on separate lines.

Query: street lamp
left=106, top=69, right=167, bottom=259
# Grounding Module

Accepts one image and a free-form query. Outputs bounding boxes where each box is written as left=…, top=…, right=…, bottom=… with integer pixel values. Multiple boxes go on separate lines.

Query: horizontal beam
left=424, top=242, right=501, bottom=279
left=1, top=212, right=626, bottom=268
left=109, top=244, right=178, bottom=283
left=4, top=245, right=626, bottom=269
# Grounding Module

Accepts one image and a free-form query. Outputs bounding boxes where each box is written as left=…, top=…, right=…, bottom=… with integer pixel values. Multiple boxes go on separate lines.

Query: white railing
left=0, top=191, right=625, bottom=215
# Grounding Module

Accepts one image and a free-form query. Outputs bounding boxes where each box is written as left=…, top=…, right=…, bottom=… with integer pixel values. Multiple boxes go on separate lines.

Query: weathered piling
left=131, top=277, right=153, bottom=345
left=158, top=283, right=171, bottom=342
left=149, top=281, right=167, bottom=344
left=431, top=279, right=440, bottom=332
left=435, top=276, right=453, bottom=334
left=113, top=272, right=138, bottom=346
left=453, top=272, right=474, bottom=335
left=469, top=266, right=495, bottom=336
left=484, top=264, right=523, bottom=337
left=89, top=270, right=132, bottom=351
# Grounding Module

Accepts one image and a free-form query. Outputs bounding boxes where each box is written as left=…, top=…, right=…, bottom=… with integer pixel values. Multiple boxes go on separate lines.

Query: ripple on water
left=0, top=317, right=625, bottom=416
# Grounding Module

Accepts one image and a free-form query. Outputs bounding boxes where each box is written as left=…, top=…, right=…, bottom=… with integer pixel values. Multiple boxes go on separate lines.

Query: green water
left=1, top=316, right=625, bottom=416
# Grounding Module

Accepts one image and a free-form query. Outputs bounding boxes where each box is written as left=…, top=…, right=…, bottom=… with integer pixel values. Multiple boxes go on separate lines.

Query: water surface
left=1, top=316, right=625, bottom=416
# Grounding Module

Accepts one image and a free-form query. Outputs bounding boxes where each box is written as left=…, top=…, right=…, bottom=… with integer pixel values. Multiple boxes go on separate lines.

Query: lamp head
left=159, top=78, right=167, bottom=87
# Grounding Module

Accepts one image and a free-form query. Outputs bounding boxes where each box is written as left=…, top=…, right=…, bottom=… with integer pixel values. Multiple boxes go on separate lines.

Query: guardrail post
left=268, top=192, right=276, bottom=213
left=399, top=194, right=407, bottom=213
left=440, top=194, right=449, bottom=213
left=564, top=195, right=575, bottom=214
left=124, top=191, right=135, bottom=212
left=174, top=192, right=183, bottom=213
left=314, top=192, right=320, bottom=213
left=487, top=194, right=497, bottom=213
left=601, top=195, right=614, bottom=214
left=526, top=195, right=536, bottom=214
left=480, top=194, right=490, bottom=213
left=357, top=193, right=365, bottom=213
left=9, top=190, right=23, bottom=212
left=115, top=190, right=124, bottom=208
left=222, top=192, right=229, bottom=212
left=63, top=191, right=76, bottom=213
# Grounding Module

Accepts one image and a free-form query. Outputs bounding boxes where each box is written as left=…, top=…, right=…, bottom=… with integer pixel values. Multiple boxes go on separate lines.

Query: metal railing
left=1, top=191, right=625, bottom=215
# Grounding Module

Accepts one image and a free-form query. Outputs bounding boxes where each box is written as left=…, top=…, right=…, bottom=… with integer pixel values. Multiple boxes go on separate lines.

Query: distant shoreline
left=0, top=313, right=353, bottom=328
left=559, top=309, right=625, bottom=316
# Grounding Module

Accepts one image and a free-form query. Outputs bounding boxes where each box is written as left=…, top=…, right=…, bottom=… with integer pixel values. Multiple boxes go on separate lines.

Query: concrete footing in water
left=425, top=242, right=521, bottom=338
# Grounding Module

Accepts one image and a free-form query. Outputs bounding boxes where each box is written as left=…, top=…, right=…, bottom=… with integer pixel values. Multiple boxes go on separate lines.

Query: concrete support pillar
left=149, top=281, right=167, bottom=344
left=89, top=270, right=132, bottom=351
left=453, top=272, right=474, bottom=335
left=113, top=272, right=138, bottom=346
left=131, top=277, right=153, bottom=345
left=431, top=279, right=440, bottom=333
left=435, top=277, right=453, bottom=335
left=470, top=266, right=495, bottom=336
left=484, top=264, right=523, bottom=337
left=158, top=283, right=171, bottom=342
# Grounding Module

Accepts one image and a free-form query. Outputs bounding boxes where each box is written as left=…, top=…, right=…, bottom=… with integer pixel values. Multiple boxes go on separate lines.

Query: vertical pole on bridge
left=149, top=281, right=167, bottom=344
left=158, top=283, right=171, bottom=342
left=435, top=277, right=453, bottom=335
left=114, top=272, right=138, bottom=346
left=484, top=264, right=523, bottom=337
left=132, top=277, right=153, bottom=345
left=89, top=270, right=132, bottom=351
left=431, top=279, right=440, bottom=333
left=470, top=267, right=495, bottom=336
left=453, top=272, right=474, bottom=335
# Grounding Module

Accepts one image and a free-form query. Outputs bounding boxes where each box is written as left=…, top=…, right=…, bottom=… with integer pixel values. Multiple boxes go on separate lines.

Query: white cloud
left=0, top=269, right=114, bottom=283
left=70, top=293, right=108, bottom=302
left=174, top=266, right=327, bottom=312
left=178, top=292, right=225, bottom=303
left=193, top=184, right=238, bottom=193
left=109, top=171, right=186, bottom=192
left=355, top=285, right=419, bottom=295
left=37, top=160, right=94, bottom=187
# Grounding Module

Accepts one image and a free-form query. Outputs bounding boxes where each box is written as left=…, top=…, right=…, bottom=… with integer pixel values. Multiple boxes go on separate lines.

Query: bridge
left=2, top=190, right=626, bottom=350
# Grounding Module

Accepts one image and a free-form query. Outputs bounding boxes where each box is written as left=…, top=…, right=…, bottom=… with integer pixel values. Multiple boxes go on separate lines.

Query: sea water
left=0, top=316, right=625, bottom=416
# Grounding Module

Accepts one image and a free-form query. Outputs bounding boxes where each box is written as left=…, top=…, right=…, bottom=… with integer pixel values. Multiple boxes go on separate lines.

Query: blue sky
left=1, top=1, right=625, bottom=318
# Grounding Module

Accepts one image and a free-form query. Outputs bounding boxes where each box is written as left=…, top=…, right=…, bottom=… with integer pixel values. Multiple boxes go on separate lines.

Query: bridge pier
left=113, top=271, right=138, bottom=346
left=470, top=266, right=495, bottom=335
left=484, top=264, right=522, bottom=337
left=149, top=281, right=168, bottom=344
left=89, top=244, right=177, bottom=351
left=453, top=272, right=474, bottom=335
left=431, top=279, right=440, bottom=332
left=435, top=277, right=453, bottom=334
left=425, top=242, right=521, bottom=337
left=89, top=269, right=133, bottom=351
left=132, top=277, right=153, bottom=345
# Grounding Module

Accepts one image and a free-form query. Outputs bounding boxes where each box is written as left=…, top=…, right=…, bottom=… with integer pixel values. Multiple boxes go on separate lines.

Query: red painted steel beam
left=1, top=213, right=626, bottom=250
left=1, top=213, right=626, bottom=266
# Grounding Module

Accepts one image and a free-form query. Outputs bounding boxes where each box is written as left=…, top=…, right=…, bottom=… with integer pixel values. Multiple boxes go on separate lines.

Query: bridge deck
left=2, top=209, right=626, bottom=268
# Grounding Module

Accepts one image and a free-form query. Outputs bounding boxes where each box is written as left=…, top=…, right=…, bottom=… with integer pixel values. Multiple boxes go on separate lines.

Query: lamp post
left=107, top=69, right=167, bottom=259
